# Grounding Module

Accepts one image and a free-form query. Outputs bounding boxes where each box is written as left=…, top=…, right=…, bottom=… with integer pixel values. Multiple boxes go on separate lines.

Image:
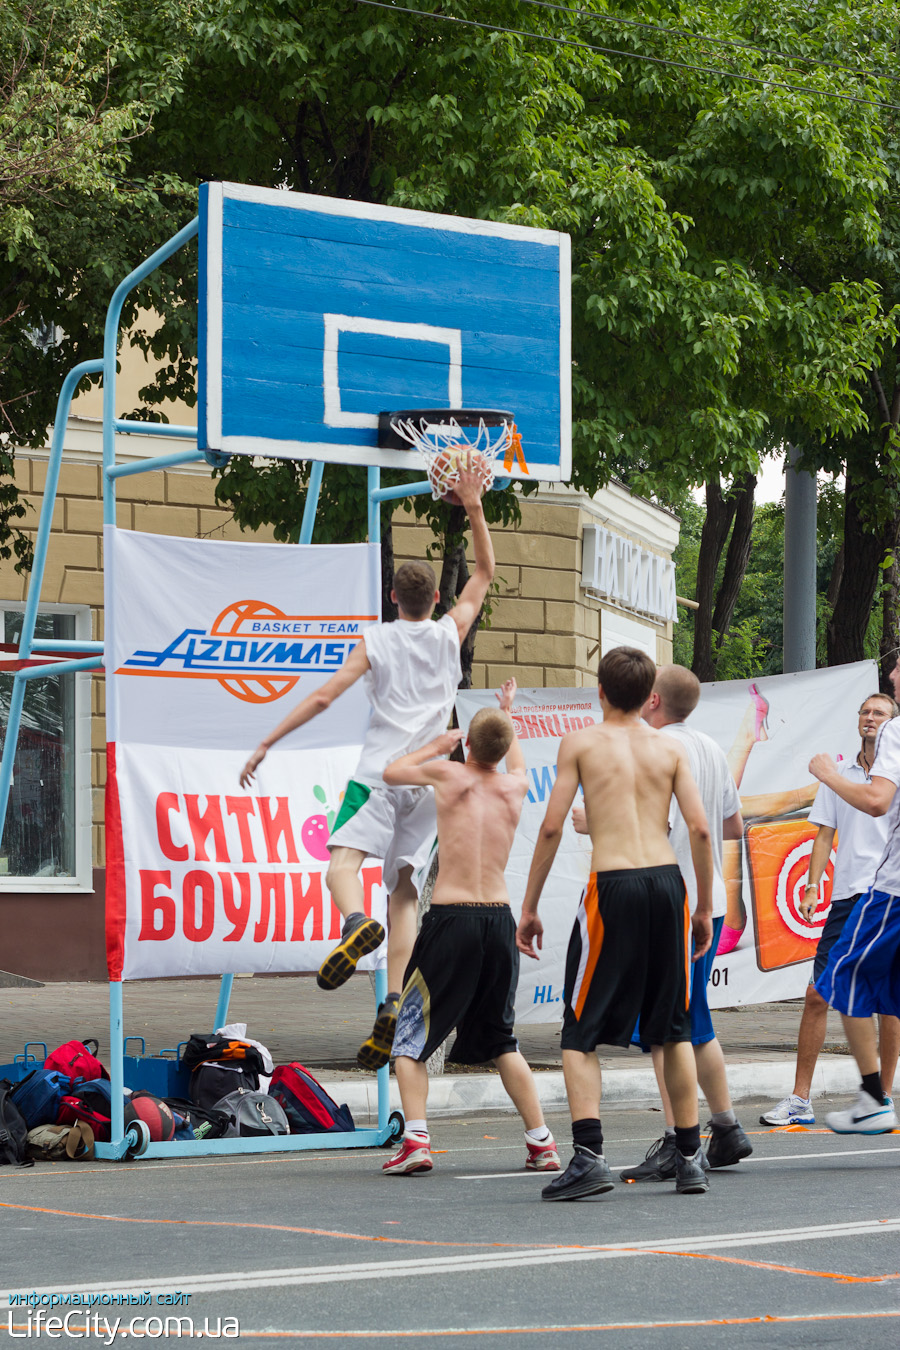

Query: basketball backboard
left=198, top=182, right=570, bottom=482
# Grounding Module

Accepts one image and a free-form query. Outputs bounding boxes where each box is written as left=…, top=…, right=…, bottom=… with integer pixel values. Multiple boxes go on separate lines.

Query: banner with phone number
left=456, top=660, right=878, bottom=1024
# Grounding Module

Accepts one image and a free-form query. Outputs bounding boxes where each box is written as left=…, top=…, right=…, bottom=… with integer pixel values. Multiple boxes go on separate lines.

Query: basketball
left=126, top=1093, right=177, bottom=1142
left=429, top=448, right=492, bottom=506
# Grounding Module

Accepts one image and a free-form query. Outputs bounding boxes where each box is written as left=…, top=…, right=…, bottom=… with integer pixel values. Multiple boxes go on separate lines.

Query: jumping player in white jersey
left=808, top=658, right=900, bottom=1134
left=239, top=459, right=494, bottom=1070
left=762, top=693, right=899, bottom=1127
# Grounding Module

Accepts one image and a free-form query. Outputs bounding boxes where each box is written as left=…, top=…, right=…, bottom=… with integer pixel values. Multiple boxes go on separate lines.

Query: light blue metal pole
left=0, top=359, right=103, bottom=844
left=16, top=656, right=103, bottom=680
left=299, top=461, right=324, bottom=545
left=102, top=218, right=200, bottom=527
left=367, top=466, right=381, bottom=544
left=31, top=640, right=104, bottom=653
left=369, top=480, right=432, bottom=504
left=109, top=980, right=125, bottom=1150
left=113, top=420, right=198, bottom=439
left=213, top=975, right=234, bottom=1031
left=366, top=465, right=392, bottom=1131
left=107, top=450, right=206, bottom=480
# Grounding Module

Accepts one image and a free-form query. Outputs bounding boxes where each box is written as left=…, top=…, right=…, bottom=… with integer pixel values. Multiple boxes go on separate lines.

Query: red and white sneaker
left=525, top=1134, right=560, bottom=1171
left=382, top=1135, right=433, bottom=1176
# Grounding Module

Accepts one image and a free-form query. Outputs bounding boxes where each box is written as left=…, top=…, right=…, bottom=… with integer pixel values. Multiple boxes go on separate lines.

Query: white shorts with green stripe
left=327, top=780, right=437, bottom=895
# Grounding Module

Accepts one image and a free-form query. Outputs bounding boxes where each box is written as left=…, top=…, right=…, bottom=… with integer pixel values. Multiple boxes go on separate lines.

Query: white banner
left=456, top=660, right=878, bottom=1024
left=104, top=528, right=385, bottom=980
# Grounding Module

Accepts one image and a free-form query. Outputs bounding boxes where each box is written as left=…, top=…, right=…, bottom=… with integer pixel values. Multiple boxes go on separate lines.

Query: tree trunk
left=692, top=479, right=738, bottom=681
left=380, top=509, right=398, bottom=623
left=711, top=472, right=757, bottom=659
left=827, top=471, right=888, bottom=665
left=880, top=511, right=900, bottom=687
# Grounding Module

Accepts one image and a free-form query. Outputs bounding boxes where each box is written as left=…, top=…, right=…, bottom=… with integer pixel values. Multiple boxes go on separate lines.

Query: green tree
left=0, top=0, right=197, bottom=573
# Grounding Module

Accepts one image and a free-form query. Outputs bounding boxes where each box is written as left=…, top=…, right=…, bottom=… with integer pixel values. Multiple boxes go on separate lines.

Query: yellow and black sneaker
left=356, top=994, right=400, bottom=1072
left=316, top=913, right=385, bottom=991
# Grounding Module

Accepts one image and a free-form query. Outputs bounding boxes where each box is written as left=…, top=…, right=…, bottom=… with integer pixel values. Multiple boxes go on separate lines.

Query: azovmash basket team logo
left=117, top=599, right=377, bottom=703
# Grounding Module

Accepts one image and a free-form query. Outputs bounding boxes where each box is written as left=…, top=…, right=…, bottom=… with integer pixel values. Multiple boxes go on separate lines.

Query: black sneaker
left=541, top=1145, right=615, bottom=1201
left=356, top=994, right=400, bottom=1072
left=620, top=1134, right=677, bottom=1182
left=705, top=1120, right=753, bottom=1168
left=316, top=914, right=385, bottom=991
left=675, top=1147, right=709, bottom=1194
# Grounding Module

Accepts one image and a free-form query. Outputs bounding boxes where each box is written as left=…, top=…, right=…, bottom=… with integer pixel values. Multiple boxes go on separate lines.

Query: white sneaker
left=825, top=1090, right=898, bottom=1135
left=759, top=1096, right=815, bottom=1126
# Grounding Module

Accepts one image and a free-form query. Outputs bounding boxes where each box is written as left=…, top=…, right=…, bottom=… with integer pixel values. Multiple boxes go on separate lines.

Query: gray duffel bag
left=214, top=1088, right=289, bottom=1138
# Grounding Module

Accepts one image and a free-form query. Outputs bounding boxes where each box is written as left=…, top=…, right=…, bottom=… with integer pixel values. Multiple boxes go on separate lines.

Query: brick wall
left=391, top=495, right=674, bottom=691
left=4, top=454, right=276, bottom=868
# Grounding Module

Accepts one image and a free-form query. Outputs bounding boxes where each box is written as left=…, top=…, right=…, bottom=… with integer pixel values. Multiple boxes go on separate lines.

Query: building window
left=0, top=605, right=92, bottom=890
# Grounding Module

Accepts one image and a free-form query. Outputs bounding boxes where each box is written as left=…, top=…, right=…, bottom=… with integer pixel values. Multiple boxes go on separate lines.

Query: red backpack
left=44, top=1040, right=108, bottom=1087
left=268, top=1063, right=354, bottom=1135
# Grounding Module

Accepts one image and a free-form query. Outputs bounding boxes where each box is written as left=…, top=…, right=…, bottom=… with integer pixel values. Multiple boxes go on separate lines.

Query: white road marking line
left=2, top=1216, right=897, bottom=1299
left=458, top=1143, right=900, bottom=1179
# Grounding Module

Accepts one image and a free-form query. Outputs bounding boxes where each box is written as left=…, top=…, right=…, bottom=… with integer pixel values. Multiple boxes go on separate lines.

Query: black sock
left=861, top=1071, right=884, bottom=1102
left=572, top=1117, right=603, bottom=1155
left=674, top=1125, right=701, bottom=1158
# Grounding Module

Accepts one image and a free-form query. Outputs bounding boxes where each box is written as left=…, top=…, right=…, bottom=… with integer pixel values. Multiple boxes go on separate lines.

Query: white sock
left=664, top=1126, right=676, bottom=1137
left=710, top=1109, right=737, bottom=1127
left=791, top=1094, right=811, bottom=1105
left=405, top=1120, right=428, bottom=1139
left=525, top=1125, right=551, bottom=1143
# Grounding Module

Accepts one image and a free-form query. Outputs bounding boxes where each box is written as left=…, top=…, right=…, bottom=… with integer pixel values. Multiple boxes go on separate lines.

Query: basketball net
left=393, top=415, right=514, bottom=501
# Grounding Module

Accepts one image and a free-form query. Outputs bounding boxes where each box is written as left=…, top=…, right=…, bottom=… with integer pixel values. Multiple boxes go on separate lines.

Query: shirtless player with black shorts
left=517, top=646, right=715, bottom=1199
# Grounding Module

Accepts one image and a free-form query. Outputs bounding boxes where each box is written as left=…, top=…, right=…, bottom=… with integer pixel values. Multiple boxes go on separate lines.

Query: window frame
left=0, top=601, right=94, bottom=893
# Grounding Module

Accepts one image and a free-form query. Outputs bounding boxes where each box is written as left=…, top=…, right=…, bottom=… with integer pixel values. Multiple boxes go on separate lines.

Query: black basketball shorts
left=560, top=865, right=691, bottom=1052
left=391, top=903, right=520, bottom=1065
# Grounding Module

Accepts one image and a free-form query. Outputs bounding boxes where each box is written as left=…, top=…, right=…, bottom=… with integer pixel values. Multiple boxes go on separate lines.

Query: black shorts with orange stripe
left=560, top=865, right=691, bottom=1052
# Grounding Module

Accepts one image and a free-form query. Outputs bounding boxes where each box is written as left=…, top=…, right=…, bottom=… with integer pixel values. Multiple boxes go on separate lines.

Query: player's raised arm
left=809, top=753, right=896, bottom=817
left=517, top=735, right=580, bottom=957
left=450, top=457, right=495, bottom=640
left=671, top=746, right=714, bottom=959
left=496, top=678, right=526, bottom=777
left=382, top=730, right=465, bottom=789
left=239, top=638, right=370, bottom=787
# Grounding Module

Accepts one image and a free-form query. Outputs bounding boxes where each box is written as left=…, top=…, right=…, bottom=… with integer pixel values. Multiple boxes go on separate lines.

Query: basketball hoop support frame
left=0, top=216, right=462, bottom=1159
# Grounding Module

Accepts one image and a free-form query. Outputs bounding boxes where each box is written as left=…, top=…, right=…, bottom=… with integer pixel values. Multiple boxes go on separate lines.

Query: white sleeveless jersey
left=353, top=614, right=462, bottom=787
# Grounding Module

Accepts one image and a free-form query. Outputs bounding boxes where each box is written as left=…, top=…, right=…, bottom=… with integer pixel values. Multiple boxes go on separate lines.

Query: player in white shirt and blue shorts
left=240, top=461, right=494, bottom=1070
left=809, top=665, right=900, bottom=1135
left=762, top=693, right=899, bottom=1127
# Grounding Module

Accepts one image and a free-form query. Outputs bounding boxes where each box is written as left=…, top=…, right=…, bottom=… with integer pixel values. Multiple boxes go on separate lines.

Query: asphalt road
left=2, top=1097, right=898, bottom=1348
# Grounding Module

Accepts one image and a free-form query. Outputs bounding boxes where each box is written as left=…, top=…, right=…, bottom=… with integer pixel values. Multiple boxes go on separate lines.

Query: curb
left=319, top=1054, right=861, bottom=1126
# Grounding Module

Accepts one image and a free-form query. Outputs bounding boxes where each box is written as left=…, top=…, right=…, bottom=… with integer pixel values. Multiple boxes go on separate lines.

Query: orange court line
left=649, top=1247, right=900, bottom=1284
left=0, top=1201, right=564, bottom=1250
left=177, top=1311, right=900, bottom=1338
left=3, top=1201, right=897, bottom=1287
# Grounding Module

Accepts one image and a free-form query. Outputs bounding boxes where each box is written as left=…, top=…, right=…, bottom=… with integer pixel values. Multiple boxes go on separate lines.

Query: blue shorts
left=632, top=915, right=724, bottom=1050
left=812, top=895, right=861, bottom=983
left=815, top=889, right=900, bottom=1018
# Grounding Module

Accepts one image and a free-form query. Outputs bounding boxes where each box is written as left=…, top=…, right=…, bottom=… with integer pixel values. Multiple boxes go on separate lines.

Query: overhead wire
left=347, top=0, right=900, bottom=112
left=514, top=0, right=900, bottom=86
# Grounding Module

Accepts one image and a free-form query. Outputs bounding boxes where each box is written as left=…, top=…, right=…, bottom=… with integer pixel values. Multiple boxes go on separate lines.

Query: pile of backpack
left=0, top=1032, right=354, bottom=1167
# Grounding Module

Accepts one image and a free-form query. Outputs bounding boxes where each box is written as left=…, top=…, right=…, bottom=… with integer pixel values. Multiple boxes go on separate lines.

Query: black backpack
left=0, top=1080, right=33, bottom=1168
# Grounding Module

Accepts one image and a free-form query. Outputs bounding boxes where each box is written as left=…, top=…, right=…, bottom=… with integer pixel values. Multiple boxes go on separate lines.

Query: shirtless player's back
left=516, top=645, right=715, bottom=1202
left=573, top=718, right=687, bottom=874
left=426, top=749, right=526, bottom=905
left=378, top=678, right=559, bottom=1177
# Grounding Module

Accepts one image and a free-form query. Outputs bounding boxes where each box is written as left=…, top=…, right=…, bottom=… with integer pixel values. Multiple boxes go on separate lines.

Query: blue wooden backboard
left=198, top=182, right=570, bottom=481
